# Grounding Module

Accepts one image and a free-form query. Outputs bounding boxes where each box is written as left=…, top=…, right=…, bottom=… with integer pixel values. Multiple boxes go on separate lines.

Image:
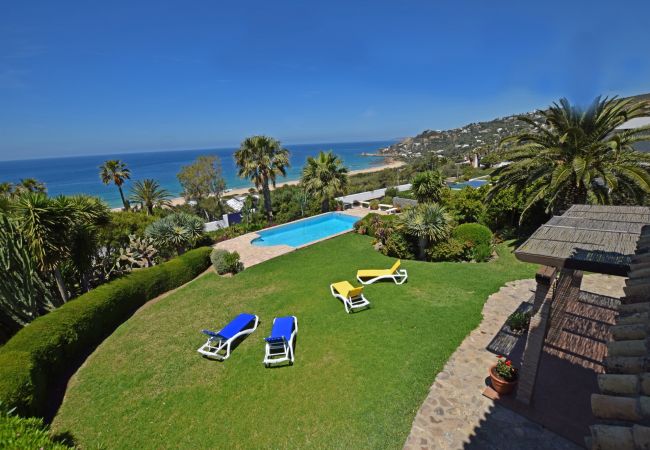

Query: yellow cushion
left=357, top=260, right=400, bottom=278
left=357, top=269, right=390, bottom=278
left=332, top=281, right=363, bottom=298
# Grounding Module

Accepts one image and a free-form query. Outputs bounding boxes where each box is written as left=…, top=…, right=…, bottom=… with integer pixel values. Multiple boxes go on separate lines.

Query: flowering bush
left=494, top=355, right=517, bottom=382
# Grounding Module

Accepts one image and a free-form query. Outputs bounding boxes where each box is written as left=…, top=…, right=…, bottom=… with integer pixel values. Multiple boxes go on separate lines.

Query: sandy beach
left=166, top=159, right=405, bottom=207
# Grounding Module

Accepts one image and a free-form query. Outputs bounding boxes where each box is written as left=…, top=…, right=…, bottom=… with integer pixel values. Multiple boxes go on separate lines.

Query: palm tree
left=398, top=203, right=450, bottom=260
left=11, top=192, right=74, bottom=303
left=412, top=170, right=446, bottom=203
left=301, top=151, right=349, bottom=212
left=10, top=193, right=109, bottom=302
left=99, top=160, right=131, bottom=210
left=489, top=96, right=650, bottom=220
left=130, top=179, right=172, bottom=215
left=234, top=136, right=290, bottom=222
left=16, top=178, right=47, bottom=195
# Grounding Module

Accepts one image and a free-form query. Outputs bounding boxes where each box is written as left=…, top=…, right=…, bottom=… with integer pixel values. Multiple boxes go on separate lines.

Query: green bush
left=452, top=223, right=493, bottom=248
left=0, top=403, right=72, bottom=449
left=210, top=249, right=244, bottom=275
left=381, top=231, right=416, bottom=260
left=427, top=238, right=466, bottom=262
left=471, top=242, right=493, bottom=262
left=384, top=187, right=398, bottom=198
left=0, top=247, right=212, bottom=417
left=353, top=213, right=396, bottom=239
left=506, top=311, right=531, bottom=333
left=369, top=200, right=379, bottom=210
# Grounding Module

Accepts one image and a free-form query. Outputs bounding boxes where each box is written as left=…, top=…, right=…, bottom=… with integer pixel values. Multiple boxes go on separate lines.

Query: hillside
left=381, top=93, right=650, bottom=161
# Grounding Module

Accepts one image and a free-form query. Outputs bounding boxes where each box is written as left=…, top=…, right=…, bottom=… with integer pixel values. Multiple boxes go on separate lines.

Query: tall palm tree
left=130, top=179, right=172, bottom=215
left=489, top=96, right=650, bottom=220
left=16, top=178, right=47, bottom=195
left=234, top=136, right=290, bottom=222
left=301, top=151, right=349, bottom=212
left=398, top=203, right=450, bottom=260
left=99, top=160, right=131, bottom=210
left=412, top=170, right=446, bottom=203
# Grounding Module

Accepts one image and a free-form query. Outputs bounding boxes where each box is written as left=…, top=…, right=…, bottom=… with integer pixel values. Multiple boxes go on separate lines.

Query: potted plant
left=506, top=311, right=531, bottom=334
left=489, top=355, right=518, bottom=395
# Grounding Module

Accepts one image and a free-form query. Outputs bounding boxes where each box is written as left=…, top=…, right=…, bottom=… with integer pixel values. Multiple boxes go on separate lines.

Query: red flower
left=506, top=361, right=511, bottom=366
left=497, top=355, right=502, bottom=359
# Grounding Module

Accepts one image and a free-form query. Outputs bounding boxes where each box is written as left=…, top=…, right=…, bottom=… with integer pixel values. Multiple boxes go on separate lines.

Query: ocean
left=0, top=140, right=396, bottom=208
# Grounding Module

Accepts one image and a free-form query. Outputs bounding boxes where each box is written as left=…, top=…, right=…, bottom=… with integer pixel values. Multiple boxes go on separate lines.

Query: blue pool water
left=252, top=213, right=359, bottom=248
left=448, top=179, right=489, bottom=190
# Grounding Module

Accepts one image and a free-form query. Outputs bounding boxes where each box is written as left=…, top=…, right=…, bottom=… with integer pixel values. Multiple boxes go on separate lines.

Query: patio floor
left=404, top=274, right=625, bottom=450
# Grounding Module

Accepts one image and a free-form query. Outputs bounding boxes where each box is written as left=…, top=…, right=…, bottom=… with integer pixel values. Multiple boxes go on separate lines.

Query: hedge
left=0, top=246, right=212, bottom=417
left=0, top=407, right=72, bottom=449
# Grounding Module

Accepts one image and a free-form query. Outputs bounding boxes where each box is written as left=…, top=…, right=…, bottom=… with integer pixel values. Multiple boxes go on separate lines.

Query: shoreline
left=113, top=159, right=404, bottom=211
left=170, top=159, right=405, bottom=206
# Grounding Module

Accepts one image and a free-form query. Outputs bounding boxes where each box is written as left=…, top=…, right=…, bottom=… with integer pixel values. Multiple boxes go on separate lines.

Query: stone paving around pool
left=403, top=274, right=625, bottom=450
left=215, top=207, right=370, bottom=268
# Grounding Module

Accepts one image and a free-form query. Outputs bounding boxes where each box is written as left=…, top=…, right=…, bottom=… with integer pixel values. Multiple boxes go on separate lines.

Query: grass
left=52, top=233, right=536, bottom=449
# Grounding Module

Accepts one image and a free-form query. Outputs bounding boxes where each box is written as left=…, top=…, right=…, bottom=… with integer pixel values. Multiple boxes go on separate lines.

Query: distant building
left=616, top=117, right=650, bottom=152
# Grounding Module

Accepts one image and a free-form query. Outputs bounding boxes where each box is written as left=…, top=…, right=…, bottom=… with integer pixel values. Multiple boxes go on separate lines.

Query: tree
left=234, top=136, right=290, bottom=222
left=301, top=151, right=349, bottom=212
left=99, top=160, right=131, bottom=210
left=489, top=96, right=650, bottom=220
left=129, top=179, right=172, bottom=215
left=412, top=170, right=446, bottom=203
left=10, top=193, right=109, bottom=302
left=398, top=203, right=450, bottom=260
left=177, top=155, right=226, bottom=202
left=0, top=178, right=47, bottom=198
left=145, top=212, right=204, bottom=255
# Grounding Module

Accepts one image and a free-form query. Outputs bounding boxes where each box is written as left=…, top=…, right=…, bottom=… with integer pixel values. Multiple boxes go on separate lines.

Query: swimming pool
left=252, top=212, right=359, bottom=248
left=448, top=179, right=489, bottom=190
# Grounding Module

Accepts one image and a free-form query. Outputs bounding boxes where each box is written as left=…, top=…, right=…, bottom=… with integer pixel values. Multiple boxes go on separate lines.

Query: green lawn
left=52, top=234, right=536, bottom=449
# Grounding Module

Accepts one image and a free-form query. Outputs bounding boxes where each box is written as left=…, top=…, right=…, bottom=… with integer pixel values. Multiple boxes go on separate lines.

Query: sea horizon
left=0, top=139, right=397, bottom=208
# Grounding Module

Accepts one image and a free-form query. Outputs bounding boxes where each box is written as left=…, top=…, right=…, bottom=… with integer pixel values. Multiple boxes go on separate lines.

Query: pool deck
left=214, top=207, right=370, bottom=268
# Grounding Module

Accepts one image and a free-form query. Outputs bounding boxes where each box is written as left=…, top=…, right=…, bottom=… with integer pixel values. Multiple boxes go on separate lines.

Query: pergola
left=514, top=205, right=650, bottom=405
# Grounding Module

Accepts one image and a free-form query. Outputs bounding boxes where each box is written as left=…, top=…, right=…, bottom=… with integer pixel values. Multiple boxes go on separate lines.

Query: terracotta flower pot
left=489, top=365, right=517, bottom=395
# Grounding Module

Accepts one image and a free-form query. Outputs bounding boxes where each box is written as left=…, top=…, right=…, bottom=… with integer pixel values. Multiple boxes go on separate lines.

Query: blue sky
left=1, top=0, right=650, bottom=160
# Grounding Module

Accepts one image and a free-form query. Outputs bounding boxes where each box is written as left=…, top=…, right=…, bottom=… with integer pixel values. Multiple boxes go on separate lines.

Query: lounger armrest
left=201, top=329, right=221, bottom=338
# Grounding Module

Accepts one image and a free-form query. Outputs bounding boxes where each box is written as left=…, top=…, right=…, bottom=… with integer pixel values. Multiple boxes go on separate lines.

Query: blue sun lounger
left=263, top=316, right=298, bottom=367
left=198, top=313, right=259, bottom=360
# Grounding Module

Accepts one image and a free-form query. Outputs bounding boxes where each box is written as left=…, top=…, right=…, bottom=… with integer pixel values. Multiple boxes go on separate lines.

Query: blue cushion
left=265, top=316, right=295, bottom=343
left=215, top=313, right=257, bottom=339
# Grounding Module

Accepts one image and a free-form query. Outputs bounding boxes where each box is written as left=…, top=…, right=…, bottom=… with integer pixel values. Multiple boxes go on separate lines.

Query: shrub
left=145, top=213, right=205, bottom=255
left=381, top=231, right=416, bottom=260
left=369, top=200, right=379, bottom=210
left=506, top=311, right=531, bottom=333
left=427, top=238, right=466, bottom=262
left=211, top=249, right=244, bottom=275
left=452, top=223, right=493, bottom=248
left=471, top=242, right=493, bottom=262
left=0, top=247, right=212, bottom=417
left=384, top=187, right=398, bottom=198
left=0, top=403, right=72, bottom=449
left=353, top=213, right=396, bottom=239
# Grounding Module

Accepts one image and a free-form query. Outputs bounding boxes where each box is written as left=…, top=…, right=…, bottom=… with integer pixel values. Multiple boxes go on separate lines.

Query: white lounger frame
left=263, top=316, right=298, bottom=367
left=357, top=269, right=408, bottom=285
left=197, top=315, right=260, bottom=360
left=329, top=284, right=371, bottom=313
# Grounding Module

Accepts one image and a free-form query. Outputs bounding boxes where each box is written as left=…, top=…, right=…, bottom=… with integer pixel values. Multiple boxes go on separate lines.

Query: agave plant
left=145, top=212, right=204, bottom=255
left=398, top=203, right=450, bottom=260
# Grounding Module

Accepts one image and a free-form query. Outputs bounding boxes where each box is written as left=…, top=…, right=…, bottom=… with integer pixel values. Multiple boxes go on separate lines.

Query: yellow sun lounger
left=356, top=260, right=408, bottom=285
left=329, top=281, right=370, bottom=313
